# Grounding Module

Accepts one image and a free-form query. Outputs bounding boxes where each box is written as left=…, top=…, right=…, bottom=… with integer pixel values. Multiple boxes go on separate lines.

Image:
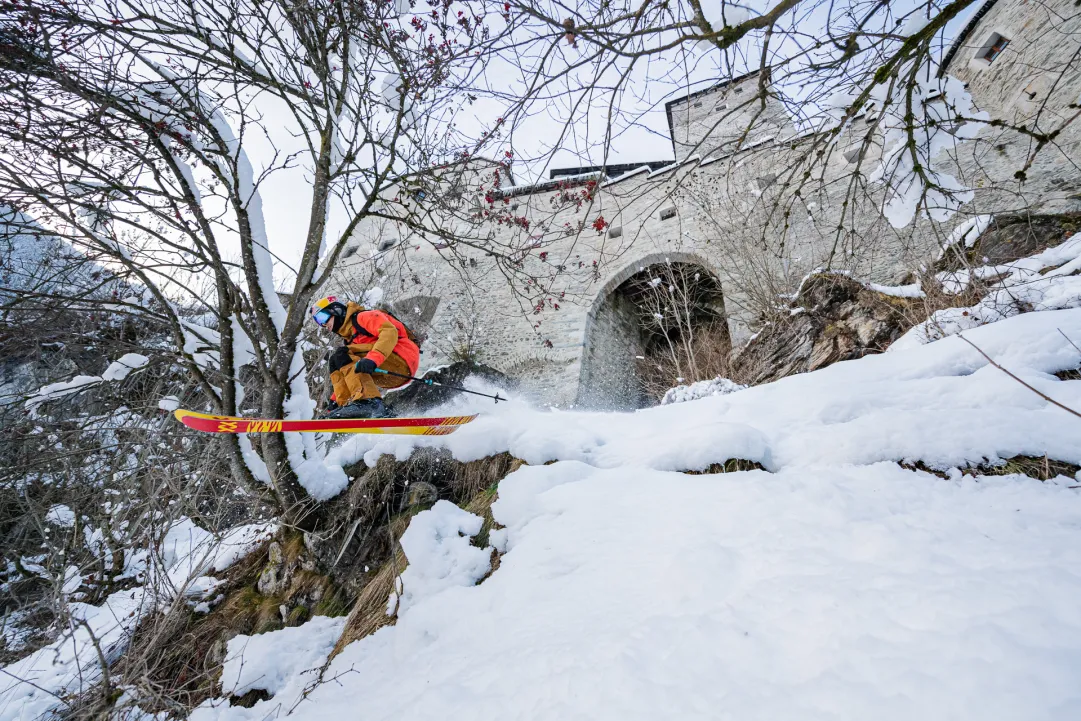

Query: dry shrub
left=637, top=323, right=732, bottom=401
left=901, top=455, right=1081, bottom=481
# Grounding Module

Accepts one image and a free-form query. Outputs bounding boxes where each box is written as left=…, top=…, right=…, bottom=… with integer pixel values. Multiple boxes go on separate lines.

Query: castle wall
left=326, top=0, right=1081, bottom=408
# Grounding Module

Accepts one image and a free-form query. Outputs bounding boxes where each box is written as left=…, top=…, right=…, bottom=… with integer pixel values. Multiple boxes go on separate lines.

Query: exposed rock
left=936, top=212, right=1080, bottom=272
left=730, top=274, right=919, bottom=386
left=406, top=481, right=439, bottom=507
left=256, top=541, right=286, bottom=596
left=385, top=361, right=515, bottom=415
left=311, top=449, right=523, bottom=594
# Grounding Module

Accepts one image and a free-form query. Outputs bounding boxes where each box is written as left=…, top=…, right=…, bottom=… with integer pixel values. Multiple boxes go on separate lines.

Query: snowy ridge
left=328, top=309, right=1081, bottom=474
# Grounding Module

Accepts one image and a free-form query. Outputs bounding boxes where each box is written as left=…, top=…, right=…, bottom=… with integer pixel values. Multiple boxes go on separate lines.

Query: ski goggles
left=312, top=308, right=334, bottom=327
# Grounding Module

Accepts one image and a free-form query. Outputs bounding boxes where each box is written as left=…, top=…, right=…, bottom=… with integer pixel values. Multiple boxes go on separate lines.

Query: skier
left=309, top=295, right=421, bottom=419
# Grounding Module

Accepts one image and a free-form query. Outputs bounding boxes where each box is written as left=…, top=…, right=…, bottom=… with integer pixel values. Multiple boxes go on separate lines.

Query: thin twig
left=1057, top=328, right=1081, bottom=357
left=958, top=334, right=1081, bottom=420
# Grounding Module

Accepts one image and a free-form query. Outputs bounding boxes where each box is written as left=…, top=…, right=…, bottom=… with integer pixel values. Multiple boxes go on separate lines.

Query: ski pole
left=372, top=368, right=506, bottom=403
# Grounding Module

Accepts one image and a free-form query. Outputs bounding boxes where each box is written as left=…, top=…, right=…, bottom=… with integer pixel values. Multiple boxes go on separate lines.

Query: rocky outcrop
left=729, top=274, right=920, bottom=386
left=385, top=361, right=514, bottom=414
left=936, top=213, right=1080, bottom=272
left=729, top=213, right=1081, bottom=387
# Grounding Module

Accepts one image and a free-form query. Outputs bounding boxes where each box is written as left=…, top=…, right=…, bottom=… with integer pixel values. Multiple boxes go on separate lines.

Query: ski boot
left=326, top=397, right=389, bottom=420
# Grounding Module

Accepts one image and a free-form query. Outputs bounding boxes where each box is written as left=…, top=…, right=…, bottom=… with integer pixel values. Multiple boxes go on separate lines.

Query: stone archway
left=576, top=253, right=731, bottom=409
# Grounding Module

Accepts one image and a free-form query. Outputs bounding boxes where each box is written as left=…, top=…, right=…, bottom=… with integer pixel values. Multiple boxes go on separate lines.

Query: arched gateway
left=577, top=253, right=731, bottom=409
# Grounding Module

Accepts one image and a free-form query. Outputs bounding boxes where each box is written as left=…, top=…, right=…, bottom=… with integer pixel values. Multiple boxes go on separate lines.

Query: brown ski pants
left=328, top=344, right=410, bottom=404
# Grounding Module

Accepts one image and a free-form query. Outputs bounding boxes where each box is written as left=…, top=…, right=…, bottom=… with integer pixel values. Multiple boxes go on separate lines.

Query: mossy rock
left=936, top=213, right=1081, bottom=273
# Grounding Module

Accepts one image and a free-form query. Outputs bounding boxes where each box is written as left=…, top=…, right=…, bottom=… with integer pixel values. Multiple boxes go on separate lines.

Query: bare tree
left=0, top=0, right=522, bottom=526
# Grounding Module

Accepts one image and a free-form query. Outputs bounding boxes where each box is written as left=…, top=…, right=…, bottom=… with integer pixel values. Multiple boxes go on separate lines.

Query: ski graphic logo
left=246, top=420, right=282, bottom=433
left=216, top=421, right=239, bottom=432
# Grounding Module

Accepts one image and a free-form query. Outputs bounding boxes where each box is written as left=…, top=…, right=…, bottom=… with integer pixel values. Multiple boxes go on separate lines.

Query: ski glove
left=354, top=357, right=378, bottom=375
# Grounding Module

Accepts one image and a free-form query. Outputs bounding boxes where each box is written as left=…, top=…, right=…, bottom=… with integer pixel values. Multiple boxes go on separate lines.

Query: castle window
left=977, top=32, right=1010, bottom=64
left=608, top=225, right=623, bottom=239
left=377, top=237, right=397, bottom=252
left=659, top=207, right=677, bottom=221
left=693, top=101, right=703, bottom=108
left=342, top=245, right=358, bottom=258
left=755, top=174, right=777, bottom=190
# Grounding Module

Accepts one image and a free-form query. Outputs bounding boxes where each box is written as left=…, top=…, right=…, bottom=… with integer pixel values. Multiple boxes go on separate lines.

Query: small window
left=376, top=238, right=397, bottom=252
left=342, top=245, right=358, bottom=259
left=659, top=207, right=677, bottom=221
left=608, top=226, right=623, bottom=239
left=756, top=174, right=777, bottom=190
left=714, top=103, right=728, bottom=112
left=693, top=101, right=703, bottom=108
left=977, top=32, right=1010, bottom=64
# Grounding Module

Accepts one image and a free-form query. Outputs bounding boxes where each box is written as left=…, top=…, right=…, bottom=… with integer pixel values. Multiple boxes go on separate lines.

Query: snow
left=61, top=566, right=82, bottom=595
left=196, top=461, right=1081, bottom=721
left=387, top=501, right=491, bottom=615
left=45, top=504, right=76, bottom=527
left=661, top=376, right=747, bottom=405
left=102, top=353, right=150, bottom=381
left=218, top=616, right=346, bottom=698
left=697, top=2, right=756, bottom=50
left=899, top=12, right=931, bottom=37
left=868, top=62, right=989, bottom=228
left=26, top=353, right=148, bottom=415
left=940, top=214, right=994, bottom=256
left=158, top=395, right=181, bottom=411
left=0, top=588, right=148, bottom=721
left=361, top=286, right=385, bottom=308
left=24, top=375, right=103, bottom=416
left=867, top=281, right=924, bottom=298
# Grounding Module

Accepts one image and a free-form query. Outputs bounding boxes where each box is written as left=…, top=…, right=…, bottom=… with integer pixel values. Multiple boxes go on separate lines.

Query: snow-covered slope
left=187, top=307, right=1081, bottom=720
left=197, top=463, right=1081, bottom=721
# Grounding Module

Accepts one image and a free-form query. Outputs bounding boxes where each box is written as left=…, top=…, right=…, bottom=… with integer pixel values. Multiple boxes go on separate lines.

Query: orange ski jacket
left=336, top=302, right=420, bottom=375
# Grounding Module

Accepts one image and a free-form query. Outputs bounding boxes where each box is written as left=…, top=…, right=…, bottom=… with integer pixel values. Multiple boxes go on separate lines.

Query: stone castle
left=329, top=0, right=1081, bottom=408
